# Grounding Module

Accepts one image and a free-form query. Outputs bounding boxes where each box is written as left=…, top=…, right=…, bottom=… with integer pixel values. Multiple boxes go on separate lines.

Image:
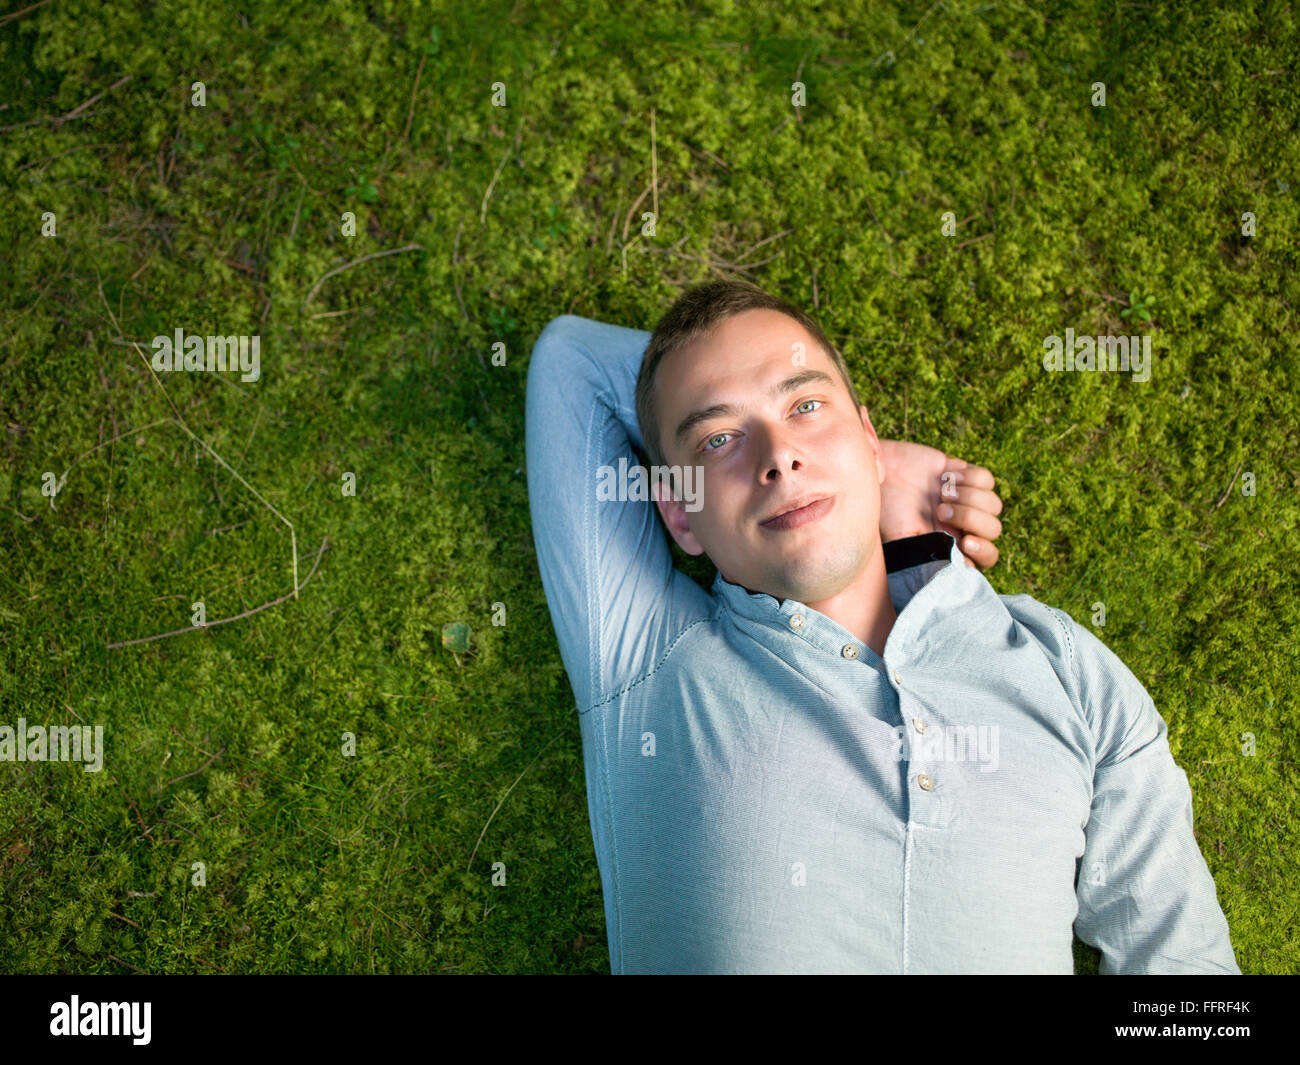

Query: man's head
left=634, top=280, right=887, bottom=604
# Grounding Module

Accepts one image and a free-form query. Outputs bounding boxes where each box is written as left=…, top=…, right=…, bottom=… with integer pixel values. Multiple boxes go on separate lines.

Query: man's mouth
left=759, top=496, right=832, bottom=531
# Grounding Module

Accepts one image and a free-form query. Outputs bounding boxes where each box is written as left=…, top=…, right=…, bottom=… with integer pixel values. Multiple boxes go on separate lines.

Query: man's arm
left=525, top=315, right=691, bottom=713
left=1058, top=611, right=1241, bottom=974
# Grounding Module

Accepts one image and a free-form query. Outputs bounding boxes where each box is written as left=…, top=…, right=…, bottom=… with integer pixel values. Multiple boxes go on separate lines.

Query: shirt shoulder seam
left=1040, top=602, right=1105, bottom=770
left=580, top=610, right=723, bottom=715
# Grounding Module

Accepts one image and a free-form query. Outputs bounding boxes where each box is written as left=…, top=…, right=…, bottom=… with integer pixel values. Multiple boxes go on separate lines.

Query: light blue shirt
left=525, top=313, right=1240, bottom=975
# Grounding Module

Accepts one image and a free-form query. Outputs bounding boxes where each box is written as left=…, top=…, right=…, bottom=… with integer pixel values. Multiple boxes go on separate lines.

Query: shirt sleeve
left=1054, top=609, right=1241, bottom=974
left=525, top=314, right=707, bottom=713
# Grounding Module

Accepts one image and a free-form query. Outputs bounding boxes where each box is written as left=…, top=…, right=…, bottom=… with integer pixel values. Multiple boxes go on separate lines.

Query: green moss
left=0, top=0, right=1295, bottom=974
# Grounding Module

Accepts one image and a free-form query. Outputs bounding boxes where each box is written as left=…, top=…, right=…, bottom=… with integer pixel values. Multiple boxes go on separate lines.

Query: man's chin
left=720, top=564, right=845, bottom=605
left=711, top=532, right=873, bottom=599
left=763, top=542, right=874, bottom=603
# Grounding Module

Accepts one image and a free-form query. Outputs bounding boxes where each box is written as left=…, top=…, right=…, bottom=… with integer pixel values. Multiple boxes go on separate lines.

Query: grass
left=1, top=0, right=1297, bottom=974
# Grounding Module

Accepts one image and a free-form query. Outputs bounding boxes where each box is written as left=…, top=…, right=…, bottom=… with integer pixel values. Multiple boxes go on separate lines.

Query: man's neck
left=803, top=542, right=897, bottom=657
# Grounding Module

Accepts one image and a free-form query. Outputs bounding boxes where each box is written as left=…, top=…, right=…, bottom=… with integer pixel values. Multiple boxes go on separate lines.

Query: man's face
left=651, top=307, right=886, bottom=604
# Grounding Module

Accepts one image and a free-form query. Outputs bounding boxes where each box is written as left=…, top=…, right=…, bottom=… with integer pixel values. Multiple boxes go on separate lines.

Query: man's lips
left=759, top=496, right=832, bottom=531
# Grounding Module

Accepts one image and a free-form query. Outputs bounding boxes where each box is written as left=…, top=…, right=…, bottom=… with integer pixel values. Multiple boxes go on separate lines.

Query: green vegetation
left=1, top=0, right=1296, bottom=973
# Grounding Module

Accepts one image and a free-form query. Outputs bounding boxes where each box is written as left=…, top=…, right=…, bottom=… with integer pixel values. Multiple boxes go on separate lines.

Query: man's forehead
left=670, top=312, right=827, bottom=384
left=700, top=308, right=811, bottom=352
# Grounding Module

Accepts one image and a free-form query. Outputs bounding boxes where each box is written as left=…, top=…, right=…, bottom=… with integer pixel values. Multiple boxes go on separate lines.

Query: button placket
left=892, top=665, right=964, bottom=827
left=908, top=750, right=967, bottom=830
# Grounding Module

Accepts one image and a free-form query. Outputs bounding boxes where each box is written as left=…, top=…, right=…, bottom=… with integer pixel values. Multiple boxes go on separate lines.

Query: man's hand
left=877, top=439, right=1003, bottom=570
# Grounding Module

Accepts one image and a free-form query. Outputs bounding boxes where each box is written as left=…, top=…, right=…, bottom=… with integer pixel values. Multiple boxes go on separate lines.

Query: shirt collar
left=710, top=532, right=980, bottom=667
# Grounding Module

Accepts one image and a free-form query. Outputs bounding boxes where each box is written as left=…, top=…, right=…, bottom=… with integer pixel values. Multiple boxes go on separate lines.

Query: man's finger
left=937, top=498, right=1003, bottom=543
left=943, top=461, right=997, bottom=493
left=960, top=535, right=999, bottom=570
left=936, top=518, right=1000, bottom=565
left=940, top=484, right=1003, bottom=520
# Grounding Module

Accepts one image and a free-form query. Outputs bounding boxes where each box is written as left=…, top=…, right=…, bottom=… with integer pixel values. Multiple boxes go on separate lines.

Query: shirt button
left=842, top=644, right=858, bottom=659
left=892, top=669, right=902, bottom=685
left=789, top=614, right=805, bottom=630
left=913, top=718, right=926, bottom=734
left=917, top=773, right=934, bottom=790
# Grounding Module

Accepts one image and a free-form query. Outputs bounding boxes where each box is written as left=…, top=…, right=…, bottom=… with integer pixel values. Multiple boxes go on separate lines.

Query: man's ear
left=652, top=476, right=706, bottom=556
left=859, top=404, right=886, bottom=485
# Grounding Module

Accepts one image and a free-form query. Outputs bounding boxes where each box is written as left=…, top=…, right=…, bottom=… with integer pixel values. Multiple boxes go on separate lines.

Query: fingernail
left=965, top=537, right=979, bottom=551
left=938, top=504, right=954, bottom=520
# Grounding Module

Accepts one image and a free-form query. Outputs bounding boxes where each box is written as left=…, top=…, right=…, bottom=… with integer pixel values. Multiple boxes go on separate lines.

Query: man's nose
left=753, top=420, right=803, bottom=481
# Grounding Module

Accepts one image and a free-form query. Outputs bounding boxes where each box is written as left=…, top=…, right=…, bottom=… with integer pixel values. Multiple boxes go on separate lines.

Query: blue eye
left=702, top=401, right=821, bottom=452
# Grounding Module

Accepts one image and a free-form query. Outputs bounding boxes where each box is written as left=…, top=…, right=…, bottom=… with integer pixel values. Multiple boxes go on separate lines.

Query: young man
left=524, top=281, right=1239, bottom=975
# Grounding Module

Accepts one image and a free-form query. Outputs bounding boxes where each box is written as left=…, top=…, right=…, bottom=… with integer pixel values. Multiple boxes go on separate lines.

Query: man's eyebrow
left=673, top=369, right=837, bottom=445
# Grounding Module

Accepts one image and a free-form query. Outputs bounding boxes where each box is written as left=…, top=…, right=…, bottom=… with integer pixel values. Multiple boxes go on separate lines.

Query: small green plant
left=1121, top=289, right=1157, bottom=323
left=532, top=204, right=568, bottom=250
left=345, top=172, right=380, bottom=203
left=486, top=304, right=517, bottom=336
